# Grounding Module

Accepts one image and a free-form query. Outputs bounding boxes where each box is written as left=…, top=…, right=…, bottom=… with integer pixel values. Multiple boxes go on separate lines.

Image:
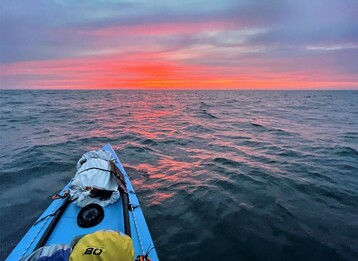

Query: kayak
left=7, top=144, right=159, bottom=261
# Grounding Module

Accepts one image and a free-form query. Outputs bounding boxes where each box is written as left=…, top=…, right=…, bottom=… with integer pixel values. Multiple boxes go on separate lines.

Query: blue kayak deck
left=46, top=200, right=125, bottom=245
left=7, top=144, right=159, bottom=261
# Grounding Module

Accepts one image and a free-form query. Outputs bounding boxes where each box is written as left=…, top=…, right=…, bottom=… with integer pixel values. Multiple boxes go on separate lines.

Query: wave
left=184, top=124, right=214, bottom=133
left=340, top=132, right=358, bottom=140
left=124, top=145, right=156, bottom=153
left=250, top=121, right=296, bottom=136
left=213, top=157, right=242, bottom=168
left=141, top=139, right=159, bottom=146
left=199, top=101, right=212, bottom=108
left=161, top=138, right=191, bottom=146
left=333, top=146, right=358, bottom=157
left=250, top=122, right=265, bottom=128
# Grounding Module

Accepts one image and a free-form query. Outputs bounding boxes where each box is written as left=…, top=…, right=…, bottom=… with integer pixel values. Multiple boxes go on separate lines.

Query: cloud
left=2, top=48, right=357, bottom=89
left=246, top=0, right=358, bottom=46
left=1, top=0, right=357, bottom=89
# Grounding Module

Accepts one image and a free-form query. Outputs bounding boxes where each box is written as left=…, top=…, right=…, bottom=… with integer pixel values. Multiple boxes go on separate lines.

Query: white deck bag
left=69, top=150, right=120, bottom=207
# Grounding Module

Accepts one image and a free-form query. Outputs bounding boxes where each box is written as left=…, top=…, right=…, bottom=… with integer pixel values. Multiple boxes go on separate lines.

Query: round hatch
left=77, top=204, right=104, bottom=228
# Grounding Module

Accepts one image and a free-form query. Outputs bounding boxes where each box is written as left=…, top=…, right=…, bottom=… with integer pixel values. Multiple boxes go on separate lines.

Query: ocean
left=0, top=90, right=357, bottom=260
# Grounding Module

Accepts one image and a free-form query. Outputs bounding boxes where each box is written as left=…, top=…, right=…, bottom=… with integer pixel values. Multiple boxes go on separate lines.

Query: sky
left=0, top=0, right=357, bottom=90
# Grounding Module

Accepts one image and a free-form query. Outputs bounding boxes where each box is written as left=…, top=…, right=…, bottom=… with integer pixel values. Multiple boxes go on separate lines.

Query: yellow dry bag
left=69, top=230, right=134, bottom=261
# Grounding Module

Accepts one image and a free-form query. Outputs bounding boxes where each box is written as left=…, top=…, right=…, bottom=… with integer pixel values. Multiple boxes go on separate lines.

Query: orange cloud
left=1, top=51, right=357, bottom=90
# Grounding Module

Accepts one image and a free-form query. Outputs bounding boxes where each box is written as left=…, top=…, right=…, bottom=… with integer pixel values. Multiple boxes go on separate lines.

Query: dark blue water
left=0, top=90, right=357, bottom=260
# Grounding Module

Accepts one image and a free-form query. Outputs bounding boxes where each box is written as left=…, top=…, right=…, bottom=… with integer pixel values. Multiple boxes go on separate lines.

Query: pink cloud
left=2, top=50, right=357, bottom=90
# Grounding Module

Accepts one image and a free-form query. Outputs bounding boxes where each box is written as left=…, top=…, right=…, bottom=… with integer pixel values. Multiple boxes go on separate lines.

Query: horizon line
left=1, top=88, right=358, bottom=91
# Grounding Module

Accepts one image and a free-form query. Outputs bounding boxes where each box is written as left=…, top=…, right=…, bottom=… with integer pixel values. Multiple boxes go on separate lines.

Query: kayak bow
left=7, top=144, right=159, bottom=261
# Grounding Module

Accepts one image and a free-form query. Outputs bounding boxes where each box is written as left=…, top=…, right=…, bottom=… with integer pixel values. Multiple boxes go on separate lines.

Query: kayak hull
left=7, top=144, right=159, bottom=261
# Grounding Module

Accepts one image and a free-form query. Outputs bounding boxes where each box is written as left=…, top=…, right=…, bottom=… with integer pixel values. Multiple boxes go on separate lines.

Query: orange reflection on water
left=128, top=99, right=178, bottom=140
left=127, top=163, right=179, bottom=205
left=147, top=191, right=176, bottom=205
left=127, top=156, right=202, bottom=205
left=131, top=129, right=163, bottom=140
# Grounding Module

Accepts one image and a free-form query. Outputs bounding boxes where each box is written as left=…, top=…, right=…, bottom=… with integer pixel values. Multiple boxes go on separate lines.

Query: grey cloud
left=246, top=0, right=358, bottom=47
left=0, top=0, right=142, bottom=63
left=1, top=0, right=357, bottom=71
